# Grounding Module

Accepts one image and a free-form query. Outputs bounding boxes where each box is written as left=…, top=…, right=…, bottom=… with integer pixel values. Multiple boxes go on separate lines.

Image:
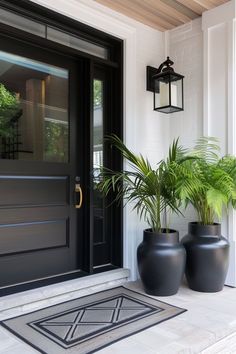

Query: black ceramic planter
left=137, top=229, right=186, bottom=296
left=181, top=222, right=229, bottom=292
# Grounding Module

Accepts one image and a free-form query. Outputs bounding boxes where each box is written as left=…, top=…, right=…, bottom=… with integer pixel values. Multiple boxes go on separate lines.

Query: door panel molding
left=0, top=175, right=69, bottom=207
left=0, top=219, right=69, bottom=256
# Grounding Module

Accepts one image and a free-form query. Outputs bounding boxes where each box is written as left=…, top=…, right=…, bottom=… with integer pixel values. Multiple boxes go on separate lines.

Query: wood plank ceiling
left=94, top=0, right=230, bottom=31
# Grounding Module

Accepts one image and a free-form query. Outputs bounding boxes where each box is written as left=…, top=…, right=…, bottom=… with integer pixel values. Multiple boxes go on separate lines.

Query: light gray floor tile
left=1, top=280, right=236, bottom=353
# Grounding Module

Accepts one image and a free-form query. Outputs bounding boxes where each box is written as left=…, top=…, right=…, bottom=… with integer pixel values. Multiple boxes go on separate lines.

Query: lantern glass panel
left=154, top=81, right=170, bottom=107
left=153, top=70, right=183, bottom=113
left=170, top=79, right=183, bottom=108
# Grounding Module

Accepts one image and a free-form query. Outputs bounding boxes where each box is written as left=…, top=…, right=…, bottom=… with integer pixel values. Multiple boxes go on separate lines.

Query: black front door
left=0, top=37, right=85, bottom=289
left=0, top=0, right=123, bottom=294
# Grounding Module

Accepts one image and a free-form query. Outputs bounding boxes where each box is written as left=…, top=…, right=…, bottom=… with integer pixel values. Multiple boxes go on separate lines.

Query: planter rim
left=188, top=221, right=221, bottom=237
left=144, top=228, right=178, bottom=235
left=143, top=228, right=179, bottom=244
left=189, top=221, right=220, bottom=226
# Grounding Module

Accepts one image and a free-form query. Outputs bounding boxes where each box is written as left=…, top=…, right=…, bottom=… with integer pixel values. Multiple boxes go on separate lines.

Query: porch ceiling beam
left=208, top=0, right=229, bottom=5
left=94, top=0, right=230, bottom=31
left=114, top=0, right=177, bottom=29
left=193, top=0, right=215, bottom=9
left=95, top=0, right=174, bottom=30
left=176, top=0, right=229, bottom=13
left=160, top=0, right=199, bottom=18
left=175, top=0, right=205, bottom=15
left=139, top=0, right=193, bottom=24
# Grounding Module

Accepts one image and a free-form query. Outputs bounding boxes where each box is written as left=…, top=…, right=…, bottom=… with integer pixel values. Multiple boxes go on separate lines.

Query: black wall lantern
left=146, top=57, right=184, bottom=113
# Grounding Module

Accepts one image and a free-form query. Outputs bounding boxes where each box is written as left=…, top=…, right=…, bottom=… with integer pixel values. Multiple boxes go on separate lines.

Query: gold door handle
left=75, top=183, right=83, bottom=209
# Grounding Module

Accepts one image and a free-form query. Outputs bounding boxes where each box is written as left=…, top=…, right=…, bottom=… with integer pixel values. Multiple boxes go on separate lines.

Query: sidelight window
left=93, top=78, right=105, bottom=244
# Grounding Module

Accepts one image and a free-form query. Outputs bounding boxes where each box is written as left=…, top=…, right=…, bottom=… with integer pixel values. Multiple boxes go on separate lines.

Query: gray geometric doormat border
left=1, top=286, right=186, bottom=354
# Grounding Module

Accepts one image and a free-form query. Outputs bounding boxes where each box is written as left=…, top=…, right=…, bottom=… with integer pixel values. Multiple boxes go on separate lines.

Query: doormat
left=1, top=286, right=186, bottom=354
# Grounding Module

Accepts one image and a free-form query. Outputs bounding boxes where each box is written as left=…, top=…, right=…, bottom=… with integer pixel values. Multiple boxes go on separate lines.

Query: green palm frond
left=179, top=137, right=236, bottom=224
left=98, top=135, right=195, bottom=232
left=99, top=134, right=236, bottom=228
left=190, top=136, right=220, bottom=163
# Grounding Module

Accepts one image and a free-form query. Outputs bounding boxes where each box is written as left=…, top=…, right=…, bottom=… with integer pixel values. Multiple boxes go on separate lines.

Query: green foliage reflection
left=44, top=120, right=68, bottom=162
left=0, top=83, right=20, bottom=138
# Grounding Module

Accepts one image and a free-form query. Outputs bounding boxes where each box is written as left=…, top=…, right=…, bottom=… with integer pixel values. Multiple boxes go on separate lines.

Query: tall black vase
left=181, top=222, right=229, bottom=292
left=137, top=229, right=186, bottom=296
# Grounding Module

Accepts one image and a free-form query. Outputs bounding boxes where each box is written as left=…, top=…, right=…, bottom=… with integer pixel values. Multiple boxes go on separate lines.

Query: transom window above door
left=0, top=7, right=109, bottom=59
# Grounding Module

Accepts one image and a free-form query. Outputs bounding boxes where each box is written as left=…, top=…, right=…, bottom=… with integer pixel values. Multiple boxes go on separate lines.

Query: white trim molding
left=227, top=17, right=236, bottom=287
left=202, top=0, right=236, bottom=286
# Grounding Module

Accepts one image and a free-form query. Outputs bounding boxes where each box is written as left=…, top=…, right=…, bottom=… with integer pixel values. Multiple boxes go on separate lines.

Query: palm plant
left=98, top=135, right=195, bottom=233
left=180, top=137, right=236, bottom=225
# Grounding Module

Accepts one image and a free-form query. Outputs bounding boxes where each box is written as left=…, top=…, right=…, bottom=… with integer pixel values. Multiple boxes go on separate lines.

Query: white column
left=202, top=0, right=236, bottom=286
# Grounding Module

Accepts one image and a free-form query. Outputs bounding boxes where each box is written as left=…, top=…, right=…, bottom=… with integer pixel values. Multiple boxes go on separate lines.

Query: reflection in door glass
left=0, top=50, right=68, bottom=162
left=93, top=79, right=104, bottom=244
left=93, top=80, right=103, bottom=174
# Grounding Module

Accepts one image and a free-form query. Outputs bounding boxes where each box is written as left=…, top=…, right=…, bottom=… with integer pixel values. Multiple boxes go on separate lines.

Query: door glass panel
left=0, top=50, right=69, bottom=162
left=93, top=79, right=104, bottom=244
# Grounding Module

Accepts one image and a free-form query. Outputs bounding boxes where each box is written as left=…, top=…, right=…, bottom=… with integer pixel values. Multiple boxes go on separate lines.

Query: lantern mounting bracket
left=157, top=56, right=174, bottom=74
left=146, top=65, right=159, bottom=92
left=146, top=57, right=174, bottom=93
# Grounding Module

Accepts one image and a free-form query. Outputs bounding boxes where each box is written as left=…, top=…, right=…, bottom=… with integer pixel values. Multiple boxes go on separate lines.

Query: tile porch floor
left=1, top=280, right=236, bottom=353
